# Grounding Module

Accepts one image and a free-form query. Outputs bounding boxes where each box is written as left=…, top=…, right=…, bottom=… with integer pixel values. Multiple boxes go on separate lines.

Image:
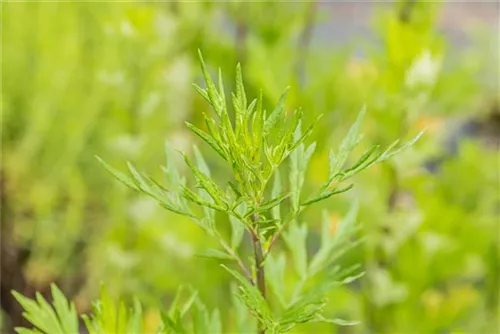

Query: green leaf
left=265, top=253, right=287, bottom=307
left=272, top=108, right=304, bottom=163
left=191, top=300, right=222, bottom=334
left=329, top=106, right=366, bottom=178
left=283, top=223, right=308, bottom=279
left=192, top=145, right=210, bottom=177
left=81, top=284, right=144, bottom=334
left=160, top=311, right=186, bottom=334
left=186, top=122, right=227, bottom=161
left=127, top=298, right=143, bottom=334
left=264, top=86, right=290, bottom=136
left=289, top=125, right=317, bottom=210
left=196, top=248, right=233, bottom=260
left=204, top=113, right=222, bottom=144
left=331, top=131, right=422, bottom=184
left=230, top=283, right=256, bottom=333
left=229, top=214, right=245, bottom=250
left=283, top=262, right=357, bottom=327
left=180, top=288, right=198, bottom=317
left=193, top=144, right=219, bottom=221
left=217, top=67, right=227, bottom=111
left=181, top=152, right=228, bottom=209
left=35, top=292, right=64, bottom=332
left=50, top=284, right=79, bottom=334
left=157, top=201, right=197, bottom=219
left=271, top=169, right=282, bottom=220
left=309, top=202, right=360, bottom=275
left=192, top=298, right=209, bottom=334
left=277, top=292, right=326, bottom=330
left=164, top=142, right=184, bottom=190
left=339, top=144, right=380, bottom=178
left=168, top=286, right=186, bottom=318
left=301, top=184, right=354, bottom=206
left=208, top=309, right=222, bottom=333
left=98, top=285, right=118, bottom=333
left=98, top=151, right=196, bottom=219
left=127, top=161, right=150, bottom=191
left=14, top=329, right=42, bottom=334
left=192, top=83, right=211, bottom=105
left=308, top=211, right=336, bottom=276
left=160, top=285, right=198, bottom=333
left=331, top=201, right=359, bottom=248
left=303, top=142, right=317, bottom=167
left=313, top=315, right=360, bottom=326
left=252, top=89, right=264, bottom=150
left=221, top=265, right=275, bottom=328
left=247, top=192, right=290, bottom=217
left=182, top=186, right=226, bottom=212
left=377, top=130, right=424, bottom=162
left=228, top=180, right=243, bottom=198
left=82, top=316, right=95, bottom=334
left=95, top=156, right=137, bottom=190
left=12, top=284, right=79, bottom=334
left=234, top=62, right=247, bottom=116
left=328, top=149, right=337, bottom=177
left=341, top=271, right=365, bottom=285
left=197, top=50, right=223, bottom=116
left=287, top=116, right=321, bottom=157
left=246, top=98, right=257, bottom=115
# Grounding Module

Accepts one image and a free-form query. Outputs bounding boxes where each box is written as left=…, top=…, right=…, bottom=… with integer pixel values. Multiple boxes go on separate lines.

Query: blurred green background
left=1, top=1, right=499, bottom=333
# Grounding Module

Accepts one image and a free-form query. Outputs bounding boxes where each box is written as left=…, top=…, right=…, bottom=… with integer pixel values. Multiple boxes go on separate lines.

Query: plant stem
left=253, top=237, right=266, bottom=300
left=251, top=213, right=266, bottom=334
left=218, top=236, right=254, bottom=284
left=262, top=207, right=304, bottom=263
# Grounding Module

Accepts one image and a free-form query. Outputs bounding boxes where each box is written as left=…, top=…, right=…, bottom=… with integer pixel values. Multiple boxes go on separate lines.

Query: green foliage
left=12, top=283, right=223, bottom=334
left=12, top=285, right=79, bottom=334
left=5, top=1, right=497, bottom=333
left=82, top=286, right=144, bottom=334
left=91, top=52, right=417, bottom=332
left=1, top=1, right=224, bottom=305
left=11, top=40, right=421, bottom=333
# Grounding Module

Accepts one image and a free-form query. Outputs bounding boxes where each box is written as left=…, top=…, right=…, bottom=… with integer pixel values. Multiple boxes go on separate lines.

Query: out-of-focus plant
left=1, top=1, right=224, bottom=329
left=309, top=2, right=500, bottom=333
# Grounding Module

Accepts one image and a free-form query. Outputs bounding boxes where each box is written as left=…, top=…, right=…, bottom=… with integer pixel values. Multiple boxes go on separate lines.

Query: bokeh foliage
left=1, top=1, right=498, bottom=333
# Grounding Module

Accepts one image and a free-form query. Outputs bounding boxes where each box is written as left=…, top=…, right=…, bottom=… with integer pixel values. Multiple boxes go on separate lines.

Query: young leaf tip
left=357, top=104, right=367, bottom=121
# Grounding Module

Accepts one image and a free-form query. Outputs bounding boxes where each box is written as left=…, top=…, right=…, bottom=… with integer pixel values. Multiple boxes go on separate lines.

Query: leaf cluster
left=12, top=284, right=224, bottom=334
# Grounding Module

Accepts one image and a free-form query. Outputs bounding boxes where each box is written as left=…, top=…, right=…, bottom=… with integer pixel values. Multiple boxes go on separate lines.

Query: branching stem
left=262, top=206, right=304, bottom=264
left=251, top=213, right=266, bottom=334
left=218, top=236, right=254, bottom=284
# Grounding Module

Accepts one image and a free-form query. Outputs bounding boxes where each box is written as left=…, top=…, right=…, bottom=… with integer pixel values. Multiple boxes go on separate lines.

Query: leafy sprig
left=14, top=51, right=421, bottom=333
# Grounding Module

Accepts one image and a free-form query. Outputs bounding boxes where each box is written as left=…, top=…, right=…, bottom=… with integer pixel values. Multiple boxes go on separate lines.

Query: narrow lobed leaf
left=196, top=248, right=233, bottom=260
left=271, top=169, right=282, bottom=220
left=301, top=184, right=354, bottom=206
left=264, top=86, right=290, bottom=137
left=95, top=156, right=137, bottom=190
left=186, top=122, right=227, bottom=161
